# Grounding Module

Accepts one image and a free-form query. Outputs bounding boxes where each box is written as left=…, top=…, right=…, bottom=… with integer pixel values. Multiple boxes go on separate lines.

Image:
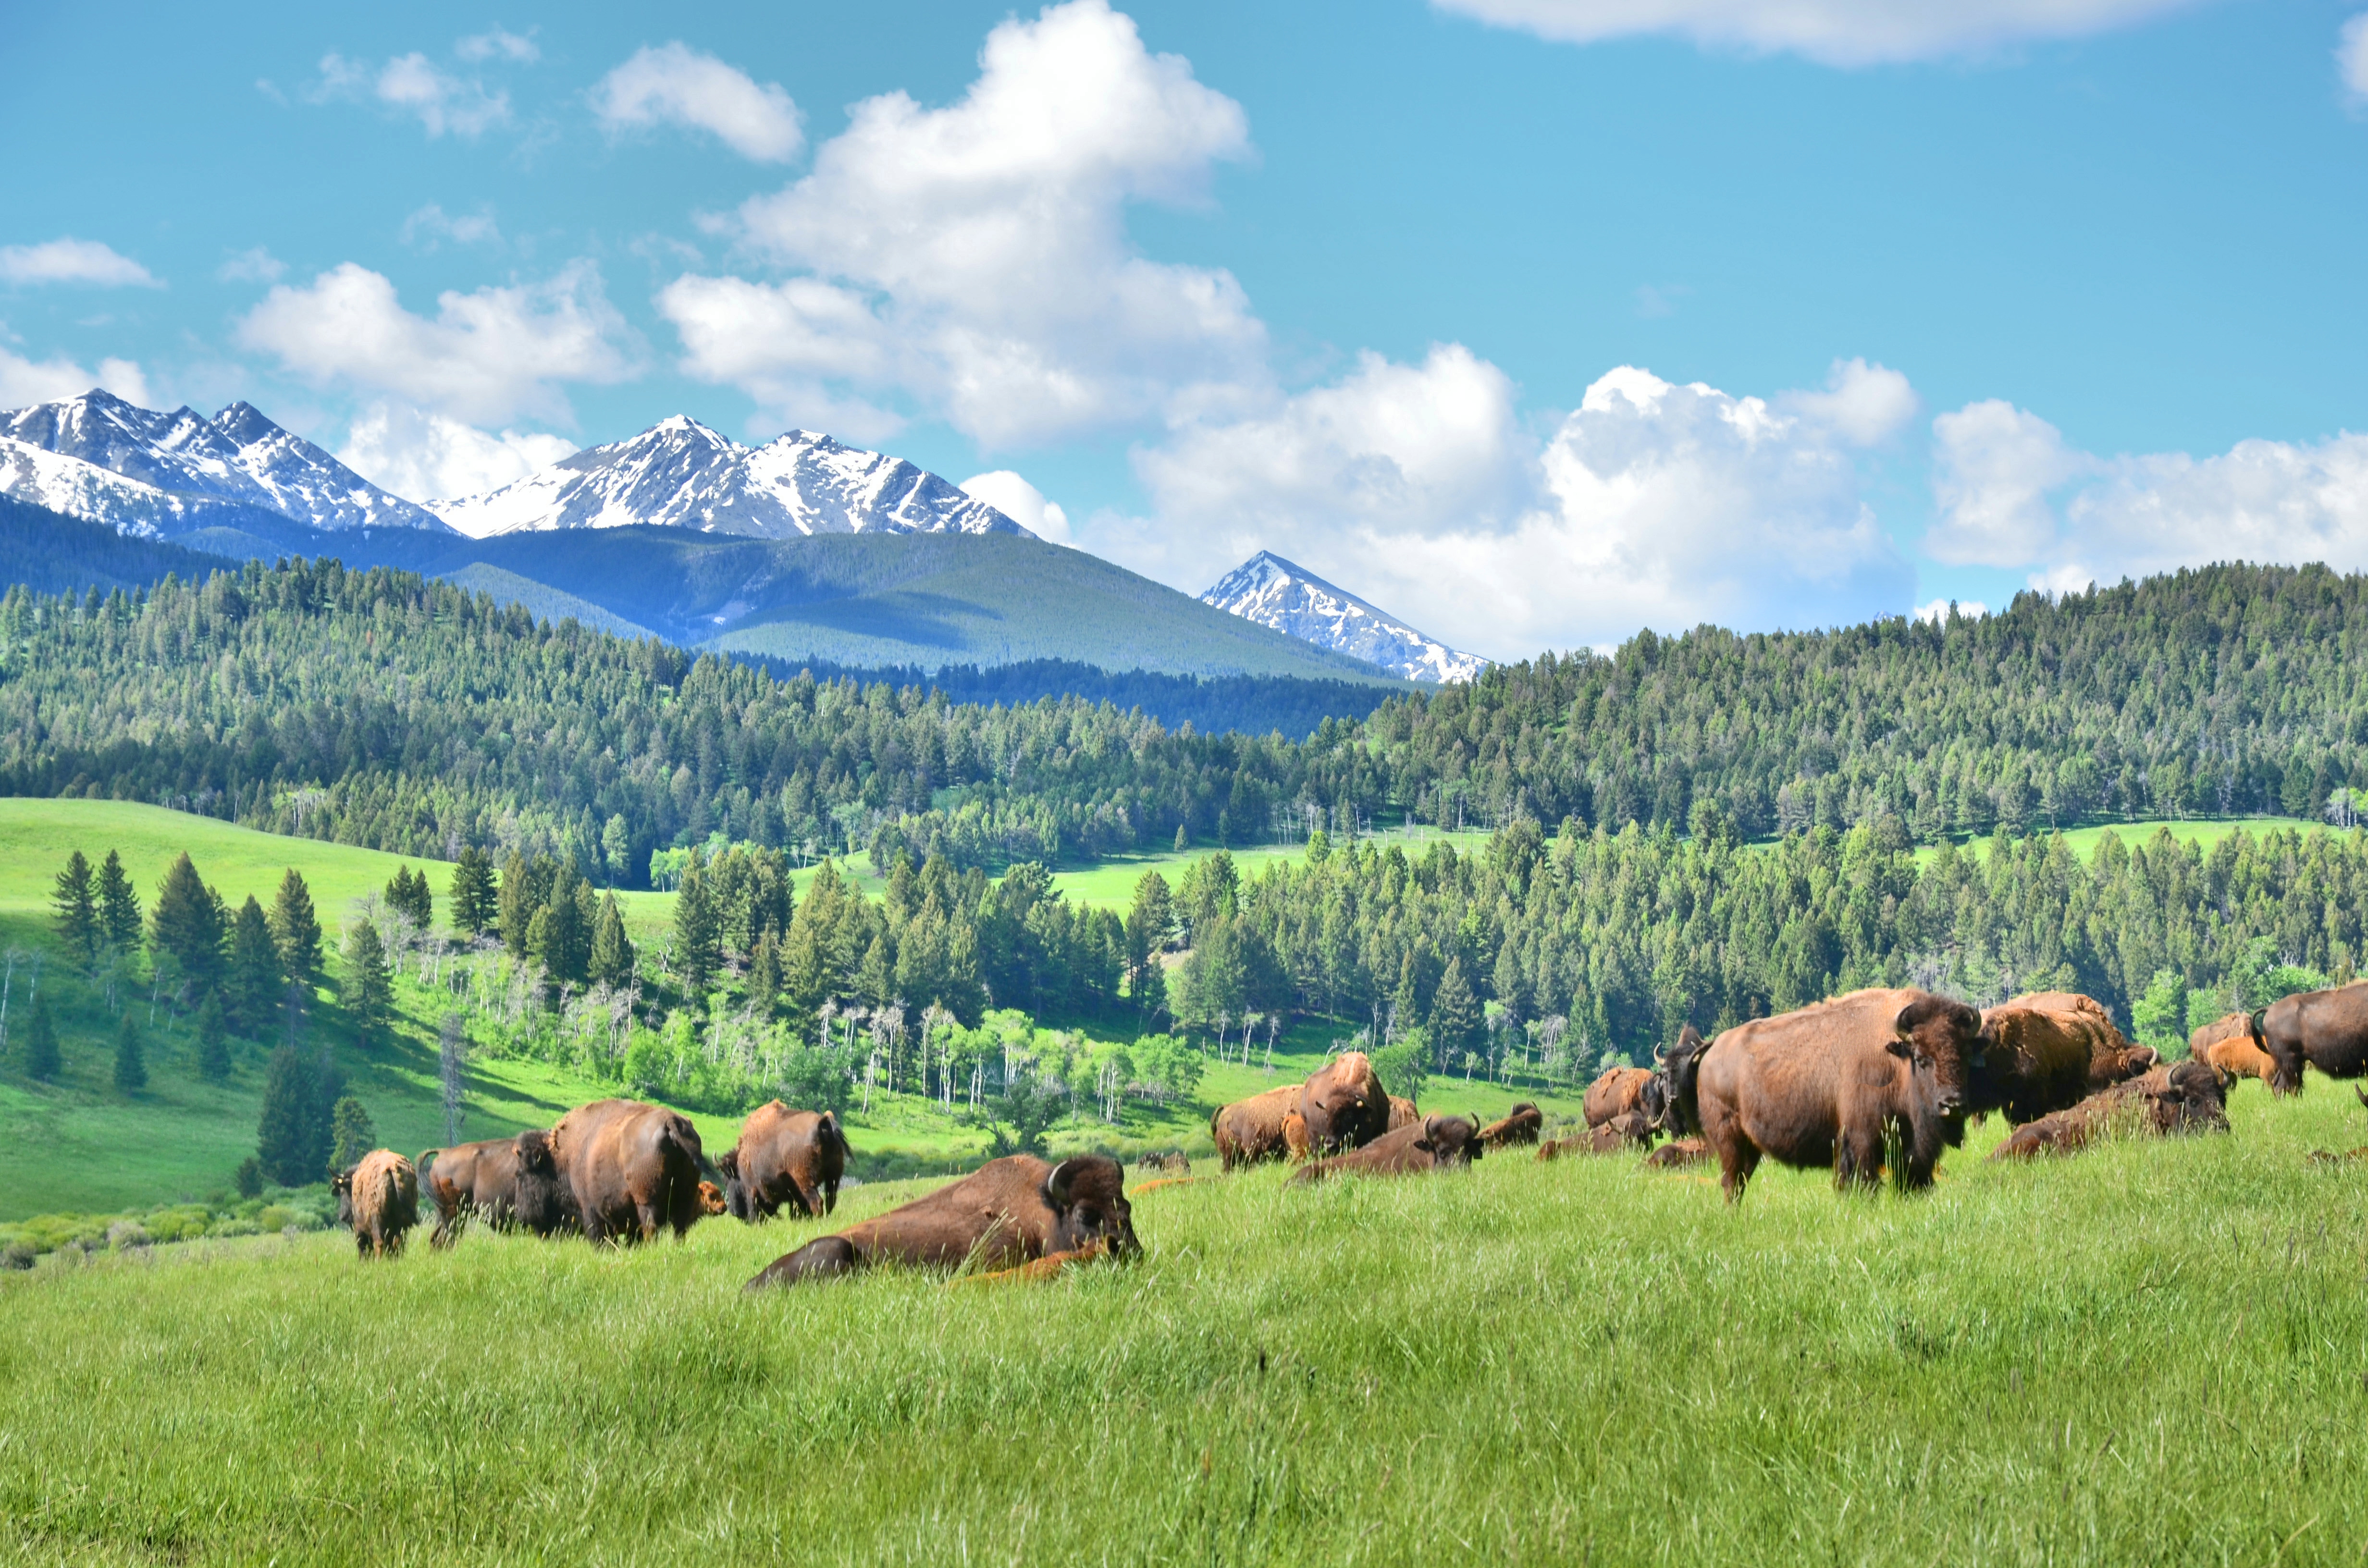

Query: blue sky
left=5, top=0, right=2367, bottom=658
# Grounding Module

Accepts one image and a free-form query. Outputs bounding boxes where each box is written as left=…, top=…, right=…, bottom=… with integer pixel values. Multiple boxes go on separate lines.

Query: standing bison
left=1694, top=989, right=1982, bottom=1203
left=1288, top=1115, right=1483, bottom=1186
left=333, top=1149, right=420, bottom=1260
left=2259, top=982, right=2368, bottom=1094
left=746, top=1153, right=1138, bottom=1288
left=1974, top=992, right=2150, bottom=1126
left=1583, top=1067, right=1666, bottom=1130
left=548, top=1099, right=710, bottom=1245
left=1212, top=1051, right=1391, bottom=1170
left=719, top=1103, right=848, bottom=1221
left=418, top=1129, right=575, bottom=1247
left=2191, top=1013, right=2275, bottom=1083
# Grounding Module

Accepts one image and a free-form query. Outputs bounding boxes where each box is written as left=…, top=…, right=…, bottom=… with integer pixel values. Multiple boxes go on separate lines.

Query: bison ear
left=1044, top=1158, right=1085, bottom=1211
left=1886, top=1035, right=1913, bottom=1058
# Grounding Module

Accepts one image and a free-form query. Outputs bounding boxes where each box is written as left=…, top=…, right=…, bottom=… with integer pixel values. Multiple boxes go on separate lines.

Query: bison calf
left=333, top=1149, right=419, bottom=1260
left=746, top=1154, right=1138, bottom=1289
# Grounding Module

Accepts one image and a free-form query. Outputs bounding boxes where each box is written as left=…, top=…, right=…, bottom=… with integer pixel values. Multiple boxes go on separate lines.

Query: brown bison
left=1645, top=1136, right=1712, bottom=1170
left=1299, top=1051, right=1391, bottom=1152
left=1660, top=1024, right=1712, bottom=1136
left=549, top=1099, right=711, bottom=1245
left=1213, top=1083, right=1301, bottom=1170
left=1478, top=1102, right=1544, bottom=1147
left=333, top=1149, right=419, bottom=1260
left=2191, top=1012, right=2274, bottom=1082
left=1288, top=1115, right=1483, bottom=1186
left=1386, top=1094, right=1421, bottom=1131
left=745, top=1154, right=1138, bottom=1289
left=1134, top=1152, right=1191, bottom=1177
left=2260, top=982, right=2368, bottom=1094
left=1974, top=992, right=2148, bottom=1126
left=1537, top=1114, right=1653, bottom=1161
left=1695, top=988, right=1983, bottom=1203
left=719, top=1103, right=848, bottom=1221
left=418, top=1129, right=575, bottom=1247
left=1989, top=1059, right=2232, bottom=1160
left=1583, top=1067, right=1664, bottom=1129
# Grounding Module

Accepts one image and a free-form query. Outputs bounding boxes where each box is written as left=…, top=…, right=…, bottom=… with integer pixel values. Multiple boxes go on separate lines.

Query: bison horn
left=1044, top=1158, right=1084, bottom=1210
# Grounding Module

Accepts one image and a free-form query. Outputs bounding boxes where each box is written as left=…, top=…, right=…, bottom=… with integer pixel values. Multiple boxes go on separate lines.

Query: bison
left=1299, top=1051, right=1391, bottom=1153
left=1974, top=992, right=2148, bottom=1126
left=1212, top=1083, right=1301, bottom=1170
left=719, top=1103, right=848, bottom=1221
left=418, top=1129, right=575, bottom=1247
left=1386, top=1095, right=1421, bottom=1131
left=1536, top=1114, right=1653, bottom=1161
left=1134, top=1152, right=1191, bottom=1177
left=1645, top=1136, right=1712, bottom=1170
left=746, top=1154, right=1138, bottom=1289
left=1695, top=988, right=1982, bottom=1203
left=2191, top=1012, right=2274, bottom=1082
left=1479, top=1102, right=1544, bottom=1148
left=548, top=1098, right=710, bottom=1245
left=1287, top=1115, right=1483, bottom=1186
left=333, top=1149, right=419, bottom=1260
left=1989, top=1059, right=2232, bottom=1160
left=1661, top=1024, right=1712, bottom=1137
left=2259, top=982, right=2368, bottom=1094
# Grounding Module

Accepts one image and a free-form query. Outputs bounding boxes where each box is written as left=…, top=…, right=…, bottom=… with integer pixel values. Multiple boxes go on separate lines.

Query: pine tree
left=386, top=866, right=433, bottom=930
left=227, top=895, right=279, bottom=1036
left=747, top=929, right=782, bottom=1015
left=255, top=1044, right=316, bottom=1187
left=499, top=851, right=536, bottom=958
left=270, top=869, right=322, bottom=993
left=234, top=1156, right=263, bottom=1199
left=97, top=849, right=141, bottom=957
left=1174, top=824, right=1190, bottom=853
left=450, top=846, right=497, bottom=936
left=674, top=856, right=721, bottom=996
left=328, top=1096, right=377, bottom=1172
left=345, top=921, right=393, bottom=1050
left=20, top=994, right=59, bottom=1081
left=194, top=992, right=231, bottom=1081
left=148, top=852, right=224, bottom=993
left=532, top=864, right=591, bottom=986
left=112, top=1014, right=146, bottom=1093
left=589, top=892, right=636, bottom=989
left=51, top=850, right=96, bottom=966
left=309, top=1048, right=346, bottom=1180
left=1428, top=954, right=1480, bottom=1071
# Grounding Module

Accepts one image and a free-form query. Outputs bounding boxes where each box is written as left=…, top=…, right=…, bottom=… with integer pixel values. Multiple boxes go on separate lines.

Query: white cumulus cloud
left=1928, top=401, right=2368, bottom=589
left=0, top=239, right=160, bottom=289
left=593, top=43, right=804, bottom=162
left=1433, top=0, right=2203, bottom=65
left=959, top=470, right=1071, bottom=543
left=234, top=260, right=640, bottom=426
left=0, top=343, right=150, bottom=409
left=658, top=0, right=1264, bottom=447
left=337, top=403, right=574, bottom=502
left=314, top=50, right=510, bottom=138
left=1114, top=353, right=1914, bottom=657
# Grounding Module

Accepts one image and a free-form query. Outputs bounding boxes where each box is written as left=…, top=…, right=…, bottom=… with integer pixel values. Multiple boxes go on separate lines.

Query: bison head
left=514, top=1128, right=557, bottom=1175
left=1890, top=995, right=1982, bottom=1119
left=1659, top=1025, right=1711, bottom=1137
left=1044, top=1155, right=1140, bottom=1262
left=1419, top=1114, right=1484, bottom=1166
left=1637, top=1072, right=1671, bottom=1130
left=1301, top=1051, right=1388, bottom=1153
left=2149, top=1060, right=2232, bottom=1135
left=330, top=1168, right=355, bottom=1229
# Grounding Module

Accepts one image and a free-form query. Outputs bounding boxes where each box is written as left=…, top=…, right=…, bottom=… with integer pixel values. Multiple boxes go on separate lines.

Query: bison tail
left=2248, top=1007, right=2268, bottom=1044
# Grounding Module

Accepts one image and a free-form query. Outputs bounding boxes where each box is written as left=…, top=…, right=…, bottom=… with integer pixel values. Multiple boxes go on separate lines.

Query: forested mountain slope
left=1, top=558, right=2364, bottom=885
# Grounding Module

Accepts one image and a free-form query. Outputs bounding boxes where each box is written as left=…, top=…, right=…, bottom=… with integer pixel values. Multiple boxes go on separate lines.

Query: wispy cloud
left=0, top=238, right=161, bottom=289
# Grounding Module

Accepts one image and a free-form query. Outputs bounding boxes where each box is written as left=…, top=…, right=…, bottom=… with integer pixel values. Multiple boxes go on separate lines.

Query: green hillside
left=435, top=562, right=656, bottom=641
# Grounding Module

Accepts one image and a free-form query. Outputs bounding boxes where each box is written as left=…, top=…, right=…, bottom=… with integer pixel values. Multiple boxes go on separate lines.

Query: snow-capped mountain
left=0, top=390, right=449, bottom=535
left=1199, top=551, right=1488, bottom=684
left=427, top=416, right=1026, bottom=540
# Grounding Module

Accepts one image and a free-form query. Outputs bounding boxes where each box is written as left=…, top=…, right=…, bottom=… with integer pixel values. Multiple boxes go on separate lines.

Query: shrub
left=0, top=1240, right=34, bottom=1271
left=105, top=1220, right=149, bottom=1251
left=234, top=1157, right=264, bottom=1199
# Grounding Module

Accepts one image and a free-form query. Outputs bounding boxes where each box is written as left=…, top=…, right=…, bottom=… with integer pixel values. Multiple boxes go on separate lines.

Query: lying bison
left=1696, top=988, right=1982, bottom=1203
left=1212, top=1051, right=1391, bottom=1170
left=1288, top=1115, right=1482, bottom=1185
left=1990, top=1059, right=2232, bottom=1159
left=419, top=1129, right=574, bottom=1247
left=333, top=1149, right=419, bottom=1260
left=1135, top=1151, right=1191, bottom=1177
left=2260, top=982, right=2368, bottom=1094
left=1537, top=1114, right=1653, bottom=1160
left=746, top=1154, right=1138, bottom=1289
left=719, top=1103, right=847, bottom=1221
left=1645, top=1136, right=1712, bottom=1170
left=1478, top=1102, right=1543, bottom=1148
left=549, top=1099, right=710, bottom=1245
left=1975, top=991, right=2149, bottom=1126
left=2191, top=1013, right=2275, bottom=1083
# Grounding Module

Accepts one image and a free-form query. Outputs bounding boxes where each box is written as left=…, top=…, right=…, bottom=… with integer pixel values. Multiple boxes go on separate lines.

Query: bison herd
left=324, top=981, right=2368, bottom=1284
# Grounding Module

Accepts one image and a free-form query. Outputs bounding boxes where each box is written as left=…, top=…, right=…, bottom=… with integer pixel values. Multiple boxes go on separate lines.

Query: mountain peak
left=428, top=415, right=1026, bottom=542
left=1200, top=552, right=1487, bottom=684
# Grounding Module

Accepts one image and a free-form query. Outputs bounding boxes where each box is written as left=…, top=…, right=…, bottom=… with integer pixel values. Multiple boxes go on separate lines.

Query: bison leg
left=1712, top=1136, right=1759, bottom=1204
left=745, top=1235, right=861, bottom=1291
left=1835, top=1125, right=1885, bottom=1192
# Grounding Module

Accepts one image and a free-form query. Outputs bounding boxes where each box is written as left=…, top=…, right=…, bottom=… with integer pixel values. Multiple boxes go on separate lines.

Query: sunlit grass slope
left=2, top=1076, right=2363, bottom=1564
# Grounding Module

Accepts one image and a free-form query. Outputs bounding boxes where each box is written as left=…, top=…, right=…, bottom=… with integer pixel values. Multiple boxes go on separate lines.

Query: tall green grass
left=4, top=1076, right=2363, bottom=1564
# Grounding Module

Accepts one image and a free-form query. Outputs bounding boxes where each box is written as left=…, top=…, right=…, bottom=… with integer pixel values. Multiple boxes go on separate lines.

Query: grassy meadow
left=3, top=1075, right=2366, bottom=1565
